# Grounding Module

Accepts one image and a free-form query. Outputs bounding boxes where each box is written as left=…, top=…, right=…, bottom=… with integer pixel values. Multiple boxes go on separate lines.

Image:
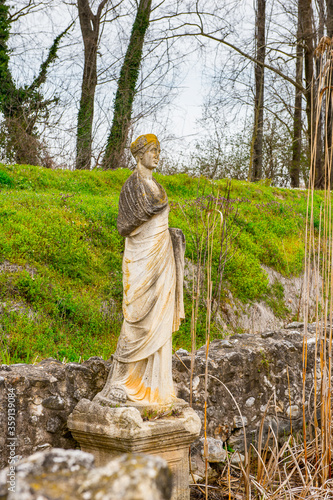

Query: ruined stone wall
left=0, top=448, right=172, bottom=500
left=0, top=324, right=321, bottom=469
left=0, top=357, right=111, bottom=468
left=173, top=323, right=319, bottom=455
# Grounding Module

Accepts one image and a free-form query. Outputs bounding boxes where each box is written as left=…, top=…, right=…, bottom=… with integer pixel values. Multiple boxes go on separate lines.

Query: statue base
left=93, top=393, right=189, bottom=414
left=68, top=398, right=201, bottom=500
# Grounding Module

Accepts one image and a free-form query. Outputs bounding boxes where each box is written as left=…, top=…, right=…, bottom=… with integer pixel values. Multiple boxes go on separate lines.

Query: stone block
left=0, top=448, right=172, bottom=500
left=199, top=437, right=227, bottom=462
left=68, top=399, right=201, bottom=500
left=0, top=357, right=111, bottom=469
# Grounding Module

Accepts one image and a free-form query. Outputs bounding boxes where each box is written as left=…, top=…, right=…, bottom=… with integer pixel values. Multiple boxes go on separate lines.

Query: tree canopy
left=0, top=0, right=331, bottom=187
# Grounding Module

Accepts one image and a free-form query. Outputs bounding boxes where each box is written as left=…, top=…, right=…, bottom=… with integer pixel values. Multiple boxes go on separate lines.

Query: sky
left=6, top=0, right=284, bottom=170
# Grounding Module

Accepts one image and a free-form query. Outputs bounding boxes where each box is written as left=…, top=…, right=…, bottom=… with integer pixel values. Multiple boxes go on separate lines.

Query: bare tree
left=0, top=0, right=71, bottom=166
left=153, top=2, right=309, bottom=183
left=299, top=0, right=323, bottom=187
left=102, top=0, right=152, bottom=170
left=249, top=0, right=266, bottom=181
left=76, top=0, right=109, bottom=170
left=291, top=0, right=303, bottom=187
left=168, top=1, right=327, bottom=186
left=327, top=0, right=333, bottom=35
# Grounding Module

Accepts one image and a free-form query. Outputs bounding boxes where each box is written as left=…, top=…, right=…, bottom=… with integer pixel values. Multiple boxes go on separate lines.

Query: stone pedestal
left=68, top=399, right=201, bottom=500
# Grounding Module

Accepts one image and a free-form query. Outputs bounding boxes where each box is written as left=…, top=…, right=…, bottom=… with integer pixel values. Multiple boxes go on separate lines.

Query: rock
left=0, top=357, right=112, bottom=468
left=0, top=448, right=172, bottom=500
left=79, top=454, right=172, bottom=500
left=217, top=339, right=233, bottom=348
left=286, top=322, right=304, bottom=329
left=68, top=400, right=200, bottom=500
left=190, top=443, right=217, bottom=482
left=190, top=455, right=218, bottom=483
left=46, top=416, right=63, bottom=433
left=190, top=453, right=206, bottom=479
left=190, top=473, right=203, bottom=483
left=261, top=331, right=275, bottom=338
left=176, top=348, right=189, bottom=356
left=233, top=416, right=248, bottom=428
left=173, top=329, right=322, bottom=453
left=200, top=437, right=227, bottom=463
left=211, top=264, right=320, bottom=334
left=230, top=452, right=245, bottom=465
left=42, top=395, right=65, bottom=410
left=286, top=405, right=299, bottom=418
left=228, top=429, right=246, bottom=451
left=245, top=397, right=255, bottom=408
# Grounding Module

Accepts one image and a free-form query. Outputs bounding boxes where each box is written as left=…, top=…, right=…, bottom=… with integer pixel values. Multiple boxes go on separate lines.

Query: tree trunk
left=325, top=0, right=333, bottom=187
left=76, top=0, right=108, bottom=170
left=102, top=0, right=152, bottom=170
left=290, top=0, right=303, bottom=187
left=300, top=0, right=323, bottom=187
left=327, top=0, right=333, bottom=37
left=315, top=0, right=324, bottom=188
left=250, top=0, right=266, bottom=182
left=0, top=1, right=69, bottom=166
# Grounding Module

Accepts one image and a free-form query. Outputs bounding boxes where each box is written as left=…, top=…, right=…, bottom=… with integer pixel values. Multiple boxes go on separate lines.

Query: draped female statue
left=95, top=134, right=185, bottom=406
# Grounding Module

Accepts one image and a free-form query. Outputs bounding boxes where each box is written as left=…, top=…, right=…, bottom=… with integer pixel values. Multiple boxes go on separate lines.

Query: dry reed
left=191, top=37, right=333, bottom=500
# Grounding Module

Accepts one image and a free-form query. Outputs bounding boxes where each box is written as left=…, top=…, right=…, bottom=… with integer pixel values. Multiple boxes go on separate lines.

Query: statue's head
left=130, top=134, right=160, bottom=163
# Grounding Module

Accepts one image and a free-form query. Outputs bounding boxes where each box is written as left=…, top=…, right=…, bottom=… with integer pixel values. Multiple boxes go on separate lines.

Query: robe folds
left=100, top=170, right=185, bottom=404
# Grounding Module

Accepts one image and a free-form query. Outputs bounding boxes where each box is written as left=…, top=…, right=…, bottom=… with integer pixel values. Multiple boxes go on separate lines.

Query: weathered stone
left=0, top=260, right=36, bottom=277
left=46, top=416, right=63, bottom=433
left=286, top=405, right=299, bottom=418
left=0, top=324, right=325, bottom=469
left=233, top=416, right=248, bottom=428
left=189, top=453, right=207, bottom=482
left=0, top=357, right=111, bottom=469
left=42, top=395, right=65, bottom=410
left=0, top=448, right=172, bottom=500
left=199, top=437, right=227, bottom=463
left=228, top=429, right=246, bottom=451
left=78, top=454, right=172, bottom=500
left=209, top=265, right=320, bottom=334
left=286, top=322, right=304, bottom=329
left=261, top=331, right=275, bottom=338
left=245, top=397, right=255, bottom=408
left=172, top=327, right=324, bottom=453
left=189, top=455, right=218, bottom=484
left=230, top=452, right=245, bottom=465
left=68, top=400, right=201, bottom=500
left=218, top=339, right=234, bottom=348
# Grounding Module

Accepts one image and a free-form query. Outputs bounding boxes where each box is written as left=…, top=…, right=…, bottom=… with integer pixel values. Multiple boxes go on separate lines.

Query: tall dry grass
left=191, top=38, right=333, bottom=500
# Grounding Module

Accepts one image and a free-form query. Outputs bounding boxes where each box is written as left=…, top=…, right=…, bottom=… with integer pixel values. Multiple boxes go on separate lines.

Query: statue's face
left=141, top=143, right=160, bottom=170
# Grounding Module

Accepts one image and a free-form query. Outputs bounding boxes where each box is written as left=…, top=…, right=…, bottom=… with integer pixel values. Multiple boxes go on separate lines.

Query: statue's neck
left=136, top=161, right=153, bottom=180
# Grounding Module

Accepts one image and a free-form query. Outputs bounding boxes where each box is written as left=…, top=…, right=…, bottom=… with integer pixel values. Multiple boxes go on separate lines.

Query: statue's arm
left=169, top=228, right=185, bottom=261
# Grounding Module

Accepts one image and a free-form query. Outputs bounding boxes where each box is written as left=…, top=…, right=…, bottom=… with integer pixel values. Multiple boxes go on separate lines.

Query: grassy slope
left=0, top=164, right=323, bottom=363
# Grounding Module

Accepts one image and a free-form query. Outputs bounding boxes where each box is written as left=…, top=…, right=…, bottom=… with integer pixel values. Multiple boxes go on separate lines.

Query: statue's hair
left=130, top=134, right=160, bottom=159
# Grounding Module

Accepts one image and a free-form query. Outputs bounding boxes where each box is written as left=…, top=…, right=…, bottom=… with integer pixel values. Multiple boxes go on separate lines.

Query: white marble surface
left=97, top=135, right=185, bottom=405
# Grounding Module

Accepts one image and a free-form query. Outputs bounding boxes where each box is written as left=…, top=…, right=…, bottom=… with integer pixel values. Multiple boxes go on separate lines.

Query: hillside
left=0, top=164, right=323, bottom=363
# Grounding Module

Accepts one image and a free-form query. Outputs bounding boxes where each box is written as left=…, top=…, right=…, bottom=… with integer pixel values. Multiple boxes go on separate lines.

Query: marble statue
left=95, top=134, right=185, bottom=406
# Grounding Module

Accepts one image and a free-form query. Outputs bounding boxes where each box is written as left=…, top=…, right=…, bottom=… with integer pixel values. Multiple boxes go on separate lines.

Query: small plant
left=259, top=349, right=270, bottom=372
left=264, top=279, right=291, bottom=319
left=0, top=170, right=13, bottom=187
left=141, top=407, right=182, bottom=421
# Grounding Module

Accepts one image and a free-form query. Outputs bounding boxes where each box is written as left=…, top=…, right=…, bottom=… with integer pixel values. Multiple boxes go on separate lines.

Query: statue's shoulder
left=120, top=171, right=138, bottom=194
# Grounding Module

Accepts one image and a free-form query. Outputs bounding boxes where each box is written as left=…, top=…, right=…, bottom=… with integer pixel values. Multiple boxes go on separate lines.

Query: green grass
left=0, top=164, right=324, bottom=362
